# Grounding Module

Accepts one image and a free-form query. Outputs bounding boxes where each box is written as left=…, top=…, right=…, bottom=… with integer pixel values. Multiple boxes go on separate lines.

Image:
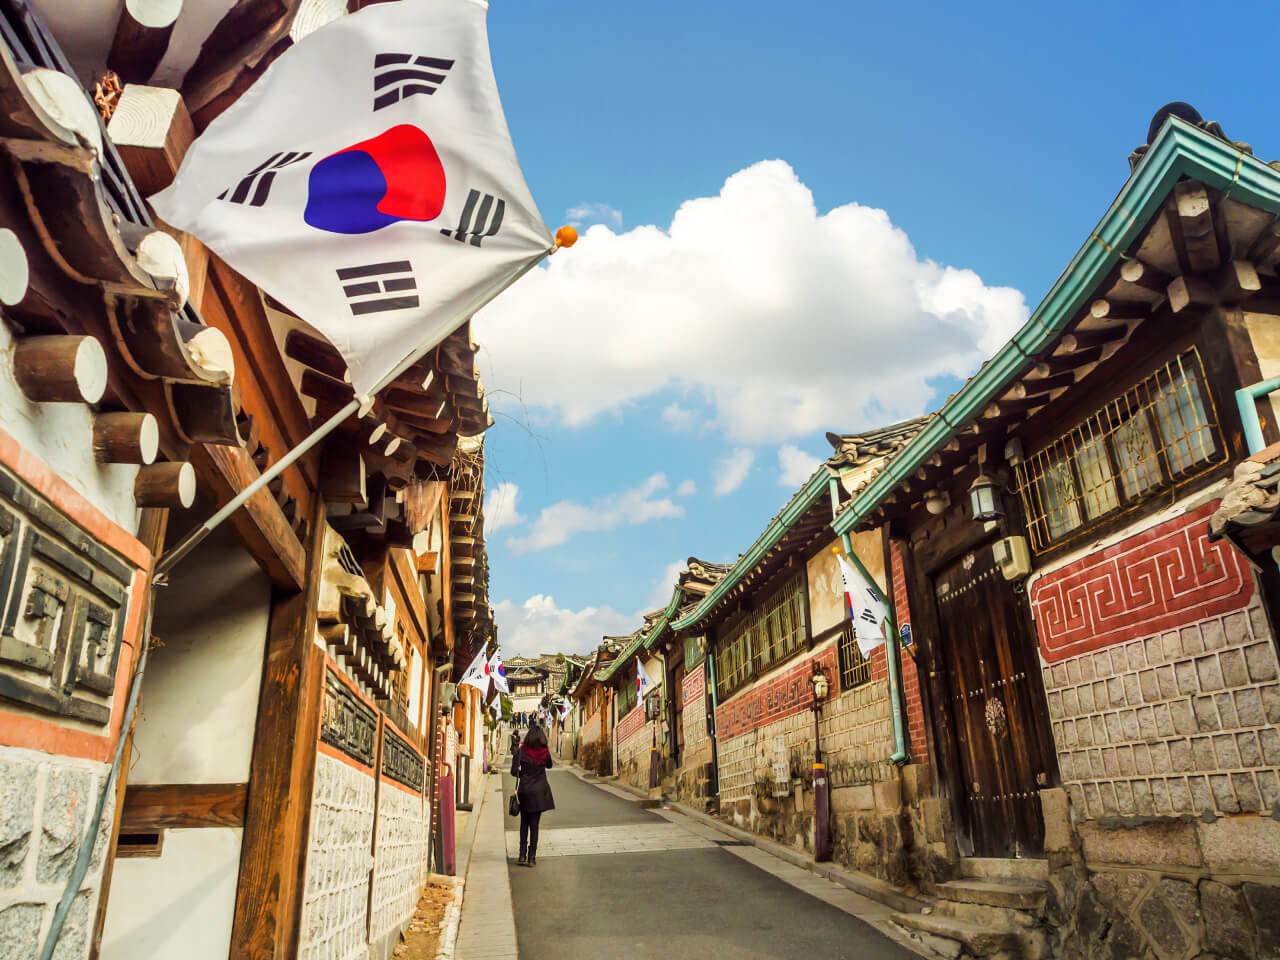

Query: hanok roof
left=671, top=416, right=929, bottom=634
left=1209, top=444, right=1280, bottom=560
left=831, top=111, right=1280, bottom=540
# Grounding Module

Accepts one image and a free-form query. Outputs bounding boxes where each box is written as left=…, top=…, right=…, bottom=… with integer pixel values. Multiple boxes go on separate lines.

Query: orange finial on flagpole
left=554, top=225, right=578, bottom=250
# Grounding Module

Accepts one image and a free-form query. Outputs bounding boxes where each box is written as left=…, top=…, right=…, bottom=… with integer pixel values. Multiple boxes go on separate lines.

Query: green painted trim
left=832, top=117, right=1280, bottom=539
left=599, top=633, right=645, bottom=681
left=671, top=466, right=831, bottom=632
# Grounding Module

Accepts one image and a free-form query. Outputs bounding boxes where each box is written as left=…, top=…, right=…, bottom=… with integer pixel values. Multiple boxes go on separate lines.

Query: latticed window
left=715, top=572, right=808, bottom=700
left=684, top=634, right=705, bottom=670
left=836, top=620, right=872, bottom=690
left=1015, top=349, right=1225, bottom=552
left=616, top=672, right=638, bottom=715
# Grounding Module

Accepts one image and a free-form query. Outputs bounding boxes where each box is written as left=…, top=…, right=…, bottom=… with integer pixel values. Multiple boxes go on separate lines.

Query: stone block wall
left=616, top=706, right=656, bottom=790
left=1027, top=502, right=1280, bottom=960
left=675, top=667, right=713, bottom=806
left=369, top=782, right=427, bottom=954
left=300, top=752, right=376, bottom=960
left=0, top=746, right=112, bottom=960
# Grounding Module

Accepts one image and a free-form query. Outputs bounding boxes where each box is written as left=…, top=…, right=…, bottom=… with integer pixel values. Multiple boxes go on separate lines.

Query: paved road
left=500, top=766, right=920, bottom=959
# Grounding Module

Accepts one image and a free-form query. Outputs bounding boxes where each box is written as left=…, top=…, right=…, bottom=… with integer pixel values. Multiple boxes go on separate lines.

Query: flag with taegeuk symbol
left=836, top=554, right=888, bottom=650
left=150, top=0, right=551, bottom=396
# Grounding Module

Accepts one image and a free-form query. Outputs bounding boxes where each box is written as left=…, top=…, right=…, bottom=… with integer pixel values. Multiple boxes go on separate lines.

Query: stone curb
left=577, top=765, right=927, bottom=916
left=432, top=768, right=491, bottom=960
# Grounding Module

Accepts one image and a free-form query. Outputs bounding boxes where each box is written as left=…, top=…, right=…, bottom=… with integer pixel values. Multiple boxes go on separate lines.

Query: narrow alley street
left=497, top=764, right=922, bottom=960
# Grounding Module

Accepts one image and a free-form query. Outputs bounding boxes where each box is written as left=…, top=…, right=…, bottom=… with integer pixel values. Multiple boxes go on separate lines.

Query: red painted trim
left=317, top=739, right=376, bottom=774
left=0, top=426, right=152, bottom=571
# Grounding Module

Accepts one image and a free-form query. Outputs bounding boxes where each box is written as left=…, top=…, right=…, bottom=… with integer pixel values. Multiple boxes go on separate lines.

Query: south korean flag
left=151, top=0, right=551, bottom=397
left=836, top=553, right=889, bottom=650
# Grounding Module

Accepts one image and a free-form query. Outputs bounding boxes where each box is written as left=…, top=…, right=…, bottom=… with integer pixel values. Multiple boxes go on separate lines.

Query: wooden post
left=94, top=412, right=160, bottom=465
left=230, top=497, right=327, bottom=959
left=107, top=0, right=183, bottom=84
left=13, top=335, right=108, bottom=404
left=135, top=462, right=196, bottom=508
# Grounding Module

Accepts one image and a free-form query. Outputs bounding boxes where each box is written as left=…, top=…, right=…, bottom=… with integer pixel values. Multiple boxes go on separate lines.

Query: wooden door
left=934, top=544, right=1052, bottom=858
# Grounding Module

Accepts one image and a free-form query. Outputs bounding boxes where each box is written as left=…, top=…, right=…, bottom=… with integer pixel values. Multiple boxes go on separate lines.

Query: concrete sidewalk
left=452, top=769, right=519, bottom=959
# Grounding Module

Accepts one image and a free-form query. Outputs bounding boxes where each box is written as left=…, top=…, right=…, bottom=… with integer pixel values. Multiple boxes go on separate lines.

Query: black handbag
left=508, top=792, right=520, bottom=817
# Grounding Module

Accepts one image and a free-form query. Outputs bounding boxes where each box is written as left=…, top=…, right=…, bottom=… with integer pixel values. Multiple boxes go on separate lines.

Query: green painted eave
left=671, top=466, right=831, bottom=633
left=641, top=583, right=687, bottom=651
left=831, top=116, right=1280, bottom=540
left=599, top=633, right=645, bottom=681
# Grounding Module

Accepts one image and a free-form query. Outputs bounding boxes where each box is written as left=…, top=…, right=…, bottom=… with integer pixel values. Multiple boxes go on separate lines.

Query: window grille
left=616, top=673, right=638, bottom=715
left=684, top=634, right=705, bottom=670
left=1014, top=349, right=1225, bottom=552
left=836, top=620, right=872, bottom=690
left=715, top=572, right=808, bottom=700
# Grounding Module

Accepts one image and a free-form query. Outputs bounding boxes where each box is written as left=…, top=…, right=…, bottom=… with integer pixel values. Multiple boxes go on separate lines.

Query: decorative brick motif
left=0, top=746, right=112, bottom=960
left=682, top=668, right=707, bottom=759
left=369, top=779, right=427, bottom=945
left=301, top=752, right=376, bottom=960
left=1044, top=595, right=1280, bottom=819
left=615, top=705, right=645, bottom=747
left=1031, top=502, right=1253, bottom=663
left=715, top=647, right=837, bottom=741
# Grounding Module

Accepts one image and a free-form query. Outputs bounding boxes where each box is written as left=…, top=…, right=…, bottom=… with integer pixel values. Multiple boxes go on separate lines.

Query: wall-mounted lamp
left=810, top=666, right=830, bottom=705
left=969, top=472, right=1004, bottom=522
left=924, top=490, right=951, bottom=515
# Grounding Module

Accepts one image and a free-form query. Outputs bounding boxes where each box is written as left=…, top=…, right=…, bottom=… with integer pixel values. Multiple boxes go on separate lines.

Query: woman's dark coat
left=511, top=746, right=555, bottom=813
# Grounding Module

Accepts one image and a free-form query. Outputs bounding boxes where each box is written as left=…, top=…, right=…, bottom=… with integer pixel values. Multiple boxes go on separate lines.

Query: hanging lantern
left=969, top=472, right=1004, bottom=522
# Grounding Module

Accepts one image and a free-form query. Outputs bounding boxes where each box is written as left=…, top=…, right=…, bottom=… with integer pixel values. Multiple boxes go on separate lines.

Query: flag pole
left=154, top=244, right=556, bottom=581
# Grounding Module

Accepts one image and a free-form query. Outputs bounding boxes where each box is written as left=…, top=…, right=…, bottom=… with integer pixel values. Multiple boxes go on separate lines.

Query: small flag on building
left=488, top=650, right=509, bottom=694
left=458, top=647, right=491, bottom=694
left=637, top=662, right=654, bottom=702
left=836, top=553, right=889, bottom=650
left=150, top=0, right=551, bottom=397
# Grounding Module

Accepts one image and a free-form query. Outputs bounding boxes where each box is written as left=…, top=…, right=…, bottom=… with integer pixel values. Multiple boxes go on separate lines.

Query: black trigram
left=440, top=190, right=505, bottom=247
left=218, top=152, right=311, bottom=206
left=337, top=261, right=419, bottom=316
left=858, top=609, right=879, bottom=624
left=373, top=53, right=455, bottom=111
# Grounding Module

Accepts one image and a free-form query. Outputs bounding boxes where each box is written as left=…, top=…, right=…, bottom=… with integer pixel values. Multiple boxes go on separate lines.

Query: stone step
left=958, top=856, right=1049, bottom=882
left=936, top=878, right=1047, bottom=911
left=890, top=912, right=1025, bottom=959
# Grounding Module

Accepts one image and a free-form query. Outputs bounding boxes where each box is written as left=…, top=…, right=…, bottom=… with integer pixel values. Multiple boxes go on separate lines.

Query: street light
left=810, top=662, right=832, bottom=862
left=969, top=471, right=1004, bottom=522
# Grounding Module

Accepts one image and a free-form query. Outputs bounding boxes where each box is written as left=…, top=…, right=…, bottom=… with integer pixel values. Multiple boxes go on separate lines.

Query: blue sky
left=475, top=1, right=1280, bottom=657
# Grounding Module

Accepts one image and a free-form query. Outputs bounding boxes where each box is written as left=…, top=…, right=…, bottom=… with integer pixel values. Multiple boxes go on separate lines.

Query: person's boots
left=528, top=845, right=536, bottom=867
left=517, top=849, right=527, bottom=866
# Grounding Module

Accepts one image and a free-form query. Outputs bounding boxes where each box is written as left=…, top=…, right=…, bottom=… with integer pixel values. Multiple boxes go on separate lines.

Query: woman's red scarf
left=521, top=745, right=550, bottom=765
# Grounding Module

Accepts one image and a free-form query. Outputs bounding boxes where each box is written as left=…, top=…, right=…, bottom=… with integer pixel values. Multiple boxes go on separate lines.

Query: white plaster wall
left=0, top=321, right=140, bottom=534
left=130, top=521, right=271, bottom=784
left=100, top=828, right=242, bottom=960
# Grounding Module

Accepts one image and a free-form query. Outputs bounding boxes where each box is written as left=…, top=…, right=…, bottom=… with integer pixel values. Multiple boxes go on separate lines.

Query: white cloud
left=713, top=448, right=754, bottom=496
left=506, top=473, right=683, bottom=554
left=676, top=479, right=697, bottom=497
left=566, top=202, right=623, bottom=229
left=483, top=481, right=524, bottom=535
left=648, top=560, right=685, bottom=610
left=662, top=402, right=695, bottom=430
left=777, top=445, right=821, bottom=487
left=494, top=595, right=633, bottom=659
left=477, top=160, right=1027, bottom=443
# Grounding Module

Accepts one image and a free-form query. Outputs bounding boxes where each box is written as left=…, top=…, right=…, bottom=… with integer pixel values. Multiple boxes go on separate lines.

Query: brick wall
left=300, top=752, right=376, bottom=960
left=616, top=705, right=657, bottom=789
left=891, top=541, right=929, bottom=762
left=681, top=667, right=708, bottom=760
left=0, top=747, right=113, bottom=959
left=716, top=647, right=837, bottom=741
left=822, top=680, right=896, bottom=787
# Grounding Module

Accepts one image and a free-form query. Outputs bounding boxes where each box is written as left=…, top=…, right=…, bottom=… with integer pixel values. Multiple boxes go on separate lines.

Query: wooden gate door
left=933, top=544, right=1053, bottom=858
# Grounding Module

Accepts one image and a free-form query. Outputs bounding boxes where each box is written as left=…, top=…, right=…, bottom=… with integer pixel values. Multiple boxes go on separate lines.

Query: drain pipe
left=828, top=476, right=909, bottom=765
left=1237, top=376, right=1280, bottom=454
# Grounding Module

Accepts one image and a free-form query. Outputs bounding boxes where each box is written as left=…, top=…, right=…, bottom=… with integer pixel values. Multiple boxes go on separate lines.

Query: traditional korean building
left=0, top=4, right=497, bottom=959
left=634, top=558, right=730, bottom=807
left=671, top=419, right=931, bottom=882
left=569, top=639, right=622, bottom=774
left=827, top=107, right=1280, bottom=958
left=601, top=615, right=668, bottom=792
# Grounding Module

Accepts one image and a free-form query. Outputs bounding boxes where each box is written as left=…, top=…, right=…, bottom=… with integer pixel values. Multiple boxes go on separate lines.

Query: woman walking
left=511, top=724, right=554, bottom=866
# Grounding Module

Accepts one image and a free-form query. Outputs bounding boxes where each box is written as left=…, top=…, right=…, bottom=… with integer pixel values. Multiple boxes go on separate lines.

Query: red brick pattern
left=616, top=704, right=645, bottom=746
left=891, top=541, right=929, bottom=763
left=682, top=665, right=705, bottom=703
left=715, top=648, right=837, bottom=741
left=1030, top=501, right=1253, bottom=663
